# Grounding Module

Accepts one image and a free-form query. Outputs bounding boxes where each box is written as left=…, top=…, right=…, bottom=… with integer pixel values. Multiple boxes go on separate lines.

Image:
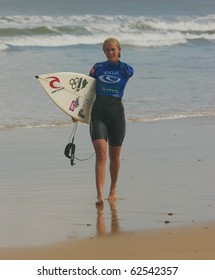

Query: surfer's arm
left=120, top=62, right=134, bottom=78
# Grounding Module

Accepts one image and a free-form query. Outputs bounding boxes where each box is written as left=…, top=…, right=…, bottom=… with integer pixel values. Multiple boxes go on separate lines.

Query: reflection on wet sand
left=96, top=201, right=120, bottom=236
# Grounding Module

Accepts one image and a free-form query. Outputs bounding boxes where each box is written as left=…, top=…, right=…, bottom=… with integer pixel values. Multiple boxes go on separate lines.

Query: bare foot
left=108, top=196, right=117, bottom=201
left=96, top=199, right=104, bottom=208
left=108, top=184, right=117, bottom=201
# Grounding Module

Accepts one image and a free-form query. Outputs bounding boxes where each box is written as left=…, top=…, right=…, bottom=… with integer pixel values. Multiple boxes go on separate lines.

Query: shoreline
left=1, top=221, right=215, bottom=260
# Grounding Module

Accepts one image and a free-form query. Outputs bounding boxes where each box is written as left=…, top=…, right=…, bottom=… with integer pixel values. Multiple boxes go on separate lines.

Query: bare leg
left=93, top=139, right=107, bottom=206
left=108, top=145, right=122, bottom=201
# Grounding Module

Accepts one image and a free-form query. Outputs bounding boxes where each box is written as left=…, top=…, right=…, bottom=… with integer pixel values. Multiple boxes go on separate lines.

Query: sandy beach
left=1, top=222, right=215, bottom=260
left=0, top=117, right=214, bottom=259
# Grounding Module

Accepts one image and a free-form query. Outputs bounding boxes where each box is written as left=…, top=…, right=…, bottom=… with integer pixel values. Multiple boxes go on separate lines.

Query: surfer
left=89, top=37, right=134, bottom=206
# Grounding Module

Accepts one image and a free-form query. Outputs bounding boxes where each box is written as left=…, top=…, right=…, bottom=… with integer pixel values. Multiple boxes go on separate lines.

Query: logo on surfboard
left=69, top=97, right=80, bottom=112
left=69, top=98, right=86, bottom=119
left=69, top=77, right=88, bottom=92
left=46, top=76, right=61, bottom=89
left=46, top=76, right=64, bottom=93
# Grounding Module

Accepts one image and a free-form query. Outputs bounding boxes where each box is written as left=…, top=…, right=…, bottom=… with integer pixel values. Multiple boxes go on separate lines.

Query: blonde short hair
left=103, top=37, right=121, bottom=51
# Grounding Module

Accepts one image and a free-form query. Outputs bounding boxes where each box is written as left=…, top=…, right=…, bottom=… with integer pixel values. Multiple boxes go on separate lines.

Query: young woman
left=89, top=37, right=134, bottom=206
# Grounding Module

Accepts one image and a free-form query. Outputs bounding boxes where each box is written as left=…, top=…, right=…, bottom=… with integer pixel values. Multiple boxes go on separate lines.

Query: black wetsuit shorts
left=90, top=96, right=126, bottom=146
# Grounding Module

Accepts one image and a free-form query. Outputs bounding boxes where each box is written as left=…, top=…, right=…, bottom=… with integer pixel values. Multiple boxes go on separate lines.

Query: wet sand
left=1, top=221, right=215, bottom=260
left=0, top=117, right=214, bottom=259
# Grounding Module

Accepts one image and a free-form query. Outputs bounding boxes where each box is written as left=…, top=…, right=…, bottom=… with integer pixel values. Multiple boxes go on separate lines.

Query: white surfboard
left=35, top=72, right=96, bottom=124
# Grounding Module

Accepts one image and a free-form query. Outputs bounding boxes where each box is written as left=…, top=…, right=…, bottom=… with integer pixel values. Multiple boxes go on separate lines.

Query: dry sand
left=1, top=222, right=215, bottom=260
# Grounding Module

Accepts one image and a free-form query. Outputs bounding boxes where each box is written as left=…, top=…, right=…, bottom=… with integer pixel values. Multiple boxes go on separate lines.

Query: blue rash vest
left=89, top=60, right=134, bottom=98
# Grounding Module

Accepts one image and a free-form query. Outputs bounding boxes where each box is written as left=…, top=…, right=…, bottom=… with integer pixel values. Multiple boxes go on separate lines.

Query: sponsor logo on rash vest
left=99, top=75, right=121, bottom=83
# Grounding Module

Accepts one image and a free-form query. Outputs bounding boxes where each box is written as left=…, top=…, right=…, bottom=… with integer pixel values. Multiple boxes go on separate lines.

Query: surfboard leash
left=64, top=122, right=95, bottom=166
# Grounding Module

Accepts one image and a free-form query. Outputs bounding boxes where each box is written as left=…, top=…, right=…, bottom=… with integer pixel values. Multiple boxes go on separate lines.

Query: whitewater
left=0, top=14, right=215, bottom=51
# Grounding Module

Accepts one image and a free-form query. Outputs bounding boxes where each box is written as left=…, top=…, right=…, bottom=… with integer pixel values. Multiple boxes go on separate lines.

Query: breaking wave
left=0, top=14, right=215, bottom=51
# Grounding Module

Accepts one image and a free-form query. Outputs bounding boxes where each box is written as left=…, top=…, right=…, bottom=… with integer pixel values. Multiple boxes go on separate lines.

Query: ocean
left=0, top=0, right=215, bottom=130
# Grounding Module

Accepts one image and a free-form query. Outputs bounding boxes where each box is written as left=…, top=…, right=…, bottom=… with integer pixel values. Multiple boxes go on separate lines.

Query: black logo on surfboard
left=69, top=77, right=88, bottom=92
